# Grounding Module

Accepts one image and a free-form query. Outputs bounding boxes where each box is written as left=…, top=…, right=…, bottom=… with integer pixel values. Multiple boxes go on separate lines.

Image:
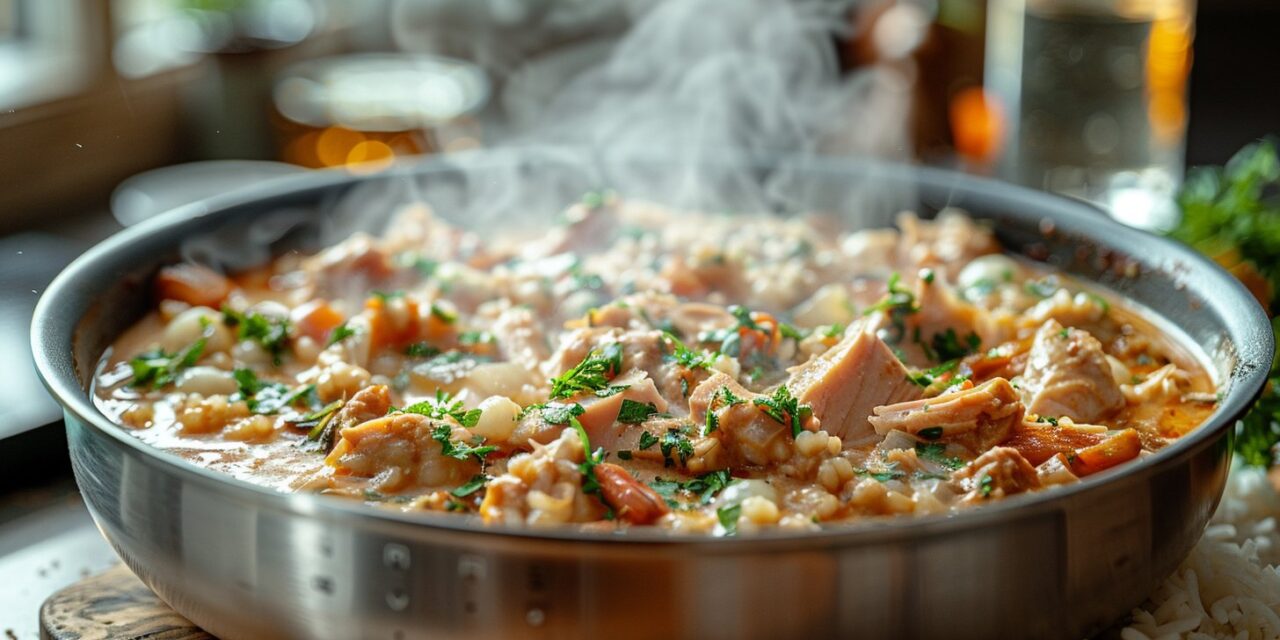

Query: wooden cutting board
left=39, top=564, right=212, bottom=640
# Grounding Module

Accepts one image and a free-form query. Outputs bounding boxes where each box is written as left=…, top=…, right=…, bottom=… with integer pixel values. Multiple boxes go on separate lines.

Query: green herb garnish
left=430, top=423, right=496, bottom=463
left=752, top=384, right=812, bottom=438
left=717, top=504, right=742, bottom=536
left=540, top=402, right=586, bottom=425
left=451, top=474, right=491, bottom=498
left=658, top=428, right=695, bottom=467
left=915, top=442, right=965, bottom=470
left=549, top=343, right=624, bottom=399
left=404, top=342, right=440, bottom=358
left=222, top=308, right=290, bottom=365
left=638, top=431, right=659, bottom=450
left=231, top=368, right=313, bottom=415
left=917, top=426, right=944, bottom=440
left=617, top=399, right=658, bottom=424
left=128, top=338, right=206, bottom=389
left=400, top=390, right=482, bottom=428
left=326, top=321, right=357, bottom=348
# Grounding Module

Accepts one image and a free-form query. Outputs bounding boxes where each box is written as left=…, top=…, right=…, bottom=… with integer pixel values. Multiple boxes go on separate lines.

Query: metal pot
left=31, top=150, right=1274, bottom=640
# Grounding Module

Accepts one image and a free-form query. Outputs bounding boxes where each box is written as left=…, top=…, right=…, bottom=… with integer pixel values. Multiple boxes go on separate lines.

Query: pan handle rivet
left=387, top=588, right=410, bottom=612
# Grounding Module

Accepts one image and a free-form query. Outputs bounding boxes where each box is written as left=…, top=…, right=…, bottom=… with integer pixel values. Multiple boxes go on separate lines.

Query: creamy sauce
left=94, top=202, right=1217, bottom=534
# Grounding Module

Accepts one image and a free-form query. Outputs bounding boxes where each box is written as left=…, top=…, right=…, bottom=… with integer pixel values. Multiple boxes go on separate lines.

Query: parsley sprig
left=549, top=343, right=624, bottom=399
left=231, top=368, right=314, bottom=415
left=222, top=308, right=291, bottom=365
left=128, top=338, right=206, bottom=389
left=399, top=390, right=482, bottom=428
left=649, top=469, right=735, bottom=507
left=430, top=423, right=496, bottom=463
left=753, top=384, right=812, bottom=438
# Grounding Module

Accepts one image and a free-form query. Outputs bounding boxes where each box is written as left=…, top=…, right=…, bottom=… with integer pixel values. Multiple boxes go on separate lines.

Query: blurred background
left=2, top=0, right=1278, bottom=634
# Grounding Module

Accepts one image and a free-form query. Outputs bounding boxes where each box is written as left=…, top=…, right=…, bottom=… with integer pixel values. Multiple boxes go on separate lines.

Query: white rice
left=1123, top=462, right=1280, bottom=640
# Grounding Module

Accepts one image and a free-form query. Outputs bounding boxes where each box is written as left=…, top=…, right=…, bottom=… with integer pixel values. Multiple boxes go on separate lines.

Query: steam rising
left=183, top=0, right=915, bottom=270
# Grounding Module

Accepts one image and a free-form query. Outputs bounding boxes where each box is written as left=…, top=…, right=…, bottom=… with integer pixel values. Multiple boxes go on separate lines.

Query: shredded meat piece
left=325, top=412, right=479, bottom=492
left=1021, top=320, right=1125, bottom=423
left=953, top=447, right=1040, bottom=504
left=869, top=378, right=1025, bottom=454
left=689, top=372, right=794, bottom=466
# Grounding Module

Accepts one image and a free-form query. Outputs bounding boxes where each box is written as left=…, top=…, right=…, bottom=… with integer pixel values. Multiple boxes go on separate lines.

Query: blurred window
left=0, top=0, right=94, bottom=111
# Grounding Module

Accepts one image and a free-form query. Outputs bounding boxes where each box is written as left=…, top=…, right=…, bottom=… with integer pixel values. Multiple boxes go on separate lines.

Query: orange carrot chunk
left=1068, top=428, right=1142, bottom=477
left=293, top=299, right=345, bottom=344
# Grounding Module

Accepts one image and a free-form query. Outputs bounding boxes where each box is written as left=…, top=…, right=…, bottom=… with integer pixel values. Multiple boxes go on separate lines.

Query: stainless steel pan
left=31, top=150, right=1274, bottom=639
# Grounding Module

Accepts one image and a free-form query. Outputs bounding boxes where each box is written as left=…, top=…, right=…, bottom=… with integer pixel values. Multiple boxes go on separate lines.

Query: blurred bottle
left=985, top=0, right=1194, bottom=230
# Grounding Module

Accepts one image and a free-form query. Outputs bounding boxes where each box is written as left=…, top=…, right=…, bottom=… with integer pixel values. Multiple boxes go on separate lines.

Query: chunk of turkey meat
left=953, top=447, right=1040, bottom=504
left=786, top=322, right=921, bottom=446
left=1021, top=320, right=1124, bottom=423
left=868, top=378, right=1024, bottom=455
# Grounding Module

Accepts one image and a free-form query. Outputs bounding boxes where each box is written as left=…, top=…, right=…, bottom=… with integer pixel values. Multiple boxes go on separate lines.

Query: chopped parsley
left=326, top=321, right=357, bottom=347
left=716, top=504, right=742, bottom=536
left=906, top=359, right=959, bottom=387
left=698, top=305, right=763, bottom=357
left=779, top=323, right=808, bottom=341
left=549, top=343, right=624, bottom=399
left=231, top=368, right=313, bottom=415
left=638, top=431, right=659, bottom=450
left=865, top=272, right=919, bottom=344
left=458, top=330, right=494, bottom=345
left=128, top=338, right=205, bottom=389
left=539, top=402, right=585, bottom=425
left=917, top=426, right=944, bottom=440
left=927, top=328, right=981, bottom=362
left=571, top=417, right=607, bottom=498
left=430, top=423, right=497, bottom=463
left=649, top=469, right=735, bottom=506
left=978, top=473, right=994, bottom=498
left=659, top=428, right=695, bottom=467
left=398, top=390, right=482, bottom=428
left=663, top=332, right=717, bottom=370
left=429, top=303, right=457, bottom=324
left=1036, top=415, right=1060, bottom=427
left=703, top=385, right=746, bottom=436
left=222, top=308, right=290, bottom=365
left=451, top=474, right=491, bottom=498
left=617, top=399, right=658, bottom=424
left=753, top=384, right=812, bottom=438
left=704, top=410, right=719, bottom=436
left=404, top=342, right=441, bottom=358
left=616, top=450, right=633, bottom=461
left=915, top=442, right=965, bottom=470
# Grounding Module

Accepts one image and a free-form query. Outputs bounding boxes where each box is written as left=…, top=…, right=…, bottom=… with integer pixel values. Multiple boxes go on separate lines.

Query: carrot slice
left=1068, top=429, right=1142, bottom=477
left=365, top=295, right=420, bottom=352
left=293, top=300, right=345, bottom=344
left=155, top=263, right=231, bottom=308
